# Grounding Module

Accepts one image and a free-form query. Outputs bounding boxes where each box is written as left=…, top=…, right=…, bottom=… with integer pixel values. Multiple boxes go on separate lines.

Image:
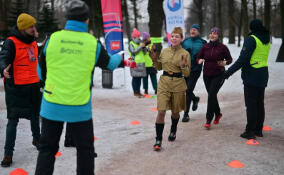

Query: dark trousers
left=203, top=73, right=225, bottom=122
left=4, top=116, right=40, bottom=156
left=143, top=68, right=157, bottom=92
left=35, top=118, right=95, bottom=175
left=184, top=70, right=201, bottom=113
left=244, top=85, right=265, bottom=133
left=65, top=123, right=72, bottom=143
left=132, top=77, right=142, bottom=93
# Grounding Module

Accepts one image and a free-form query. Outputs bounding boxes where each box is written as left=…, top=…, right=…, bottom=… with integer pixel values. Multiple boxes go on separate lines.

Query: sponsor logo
left=61, top=40, right=83, bottom=46
left=60, top=48, right=82, bottom=55
left=167, top=0, right=181, bottom=12
left=110, top=41, right=121, bottom=50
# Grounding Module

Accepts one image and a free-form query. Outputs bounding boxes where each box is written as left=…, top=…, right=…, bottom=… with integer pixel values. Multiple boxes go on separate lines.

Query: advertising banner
left=101, top=0, right=124, bottom=66
left=163, top=0, right=185, bottom=45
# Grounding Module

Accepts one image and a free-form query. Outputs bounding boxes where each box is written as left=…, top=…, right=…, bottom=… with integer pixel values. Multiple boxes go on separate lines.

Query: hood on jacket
left=249, top=30, right=270, bottom=44
left=249, top=19, right=270, bottom=44
left=8, top=26, right=35, bottom=44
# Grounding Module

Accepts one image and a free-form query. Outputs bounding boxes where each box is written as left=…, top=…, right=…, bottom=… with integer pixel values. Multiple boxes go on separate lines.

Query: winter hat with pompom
left=132, top=28, right=141, bottom=38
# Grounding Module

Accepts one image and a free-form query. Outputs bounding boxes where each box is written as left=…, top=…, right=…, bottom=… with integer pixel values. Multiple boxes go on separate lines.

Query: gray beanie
left=66, top=0, right=89, bottom=22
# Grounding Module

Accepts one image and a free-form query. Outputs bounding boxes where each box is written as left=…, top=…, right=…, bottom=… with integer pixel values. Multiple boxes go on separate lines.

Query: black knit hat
left=250, top=19, right=265, bottom=32
left=66, top=0, right=89, bottom=22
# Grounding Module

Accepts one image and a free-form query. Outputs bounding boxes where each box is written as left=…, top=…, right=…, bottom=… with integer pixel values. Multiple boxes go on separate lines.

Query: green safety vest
left=44, top=30, right=97, bottom=105
left=129, top=41, right=145, bottom=63
left=250, top=35, right=270, bottom=68
left=150, top=37, right=163, bottom=44
left=144, top=44, right=153, bottom=67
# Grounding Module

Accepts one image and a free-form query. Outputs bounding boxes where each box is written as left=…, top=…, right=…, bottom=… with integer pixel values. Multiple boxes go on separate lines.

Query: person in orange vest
left=0, top=13, right=41, bottom=167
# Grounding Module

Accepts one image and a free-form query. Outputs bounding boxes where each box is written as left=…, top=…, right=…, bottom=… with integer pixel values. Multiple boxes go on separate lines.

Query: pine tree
left=37, top=0, right=58, bottom=38
left=6, top=0, right=25, bottom=29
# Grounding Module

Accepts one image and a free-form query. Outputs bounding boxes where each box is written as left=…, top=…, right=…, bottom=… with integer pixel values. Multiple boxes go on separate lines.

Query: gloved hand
left=124, top=58, right=136, bottom=68
left=223, top=71, right=230, bottom=79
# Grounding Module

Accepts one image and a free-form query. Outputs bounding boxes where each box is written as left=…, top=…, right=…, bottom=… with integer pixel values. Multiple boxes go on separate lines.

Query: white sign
left=164, top=0, right=185, bottom=45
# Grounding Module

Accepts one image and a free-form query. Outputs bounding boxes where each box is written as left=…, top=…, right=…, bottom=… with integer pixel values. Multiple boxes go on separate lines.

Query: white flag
left=164, top=0, right=185, bottom=45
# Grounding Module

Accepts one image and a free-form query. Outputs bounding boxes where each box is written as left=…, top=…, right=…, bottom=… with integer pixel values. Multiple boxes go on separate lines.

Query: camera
left=143, top=40, right=151, bottom=46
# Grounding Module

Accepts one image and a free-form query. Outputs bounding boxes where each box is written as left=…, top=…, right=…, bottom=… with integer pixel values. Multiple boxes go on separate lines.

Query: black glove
left=223, top=71, right=230, bottom=79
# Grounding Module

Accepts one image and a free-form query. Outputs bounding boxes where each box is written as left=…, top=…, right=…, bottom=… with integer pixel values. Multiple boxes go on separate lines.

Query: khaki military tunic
left=153, top=45, right=191, bottom=113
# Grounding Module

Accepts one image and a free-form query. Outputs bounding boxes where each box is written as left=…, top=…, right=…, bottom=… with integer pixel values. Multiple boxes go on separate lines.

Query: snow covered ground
left=0, top=38, right=283, bottom=175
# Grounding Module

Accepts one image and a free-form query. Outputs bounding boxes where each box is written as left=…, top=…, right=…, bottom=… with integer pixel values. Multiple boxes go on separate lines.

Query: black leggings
left=203, top=73, right=225, bottom=122
left=185, top=70, right=201, bottom=113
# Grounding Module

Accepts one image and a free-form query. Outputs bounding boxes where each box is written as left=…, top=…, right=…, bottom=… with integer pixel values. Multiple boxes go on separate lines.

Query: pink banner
left=101, top=0, right=124, bottom=56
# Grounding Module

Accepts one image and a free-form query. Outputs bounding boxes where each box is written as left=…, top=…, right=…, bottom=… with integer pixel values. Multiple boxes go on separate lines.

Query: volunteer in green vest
left=224, top=19, right=270, bottom=140
left=142, top=32, right=157, bottom=95
left=34, top=1, right=121, bottom=175
left=129, top=28, right=146, bottom=98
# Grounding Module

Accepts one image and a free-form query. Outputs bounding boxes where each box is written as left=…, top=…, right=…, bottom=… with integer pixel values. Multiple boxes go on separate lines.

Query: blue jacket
left=38, top=20, right=121, bottom=122
left=224, top=30, right=270, bottom=88
left=182, top=36, right=206, bottom=72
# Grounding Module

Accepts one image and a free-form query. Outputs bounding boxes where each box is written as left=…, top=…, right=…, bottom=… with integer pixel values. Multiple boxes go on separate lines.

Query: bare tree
left=264, top=0, right=271, bottom=32
left=148, top=0, right=165, bottom=52
left=0, top=0, right=12, bottom=38
left=242, top=0, right=249, bottom=39
left=238, top=2, right=243, bottom=47
left=217, top=0, right=223, bottom=42
left=186, top=0, right=205, bottom=36
left=276, top=0, right=284, bottom=62
left=51, top=0, right=55, bottom=11
left=36, top=0, right=41, bottom=19
left=212, top=0, right=217, bottom=27
left=130, top=0, right=140, bottom=29
left=83, top=0, right=104, bottom=38
left=258, top=0, right=264, bottom=21
left=25, top=0, right=30, bottom=12
left=253, top=0, right=257, bottom=19
left=228, top=0, right=235, bottom=44
left=122, top=0, right=131, bottom=42
left=191, top=0, right=204, bottom=36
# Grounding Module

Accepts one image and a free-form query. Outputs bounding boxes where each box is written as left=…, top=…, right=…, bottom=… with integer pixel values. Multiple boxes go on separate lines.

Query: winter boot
left=168, top=117, right=179, bottom=141
left=182, top=112, right=190, bottom=122
left=1, top=156, right=12, bottom=167
left=192, top=96, right=200, bottom=111
left=154, top=123, right=164, bottom=151
left=240, top=131, right=256, bottom=139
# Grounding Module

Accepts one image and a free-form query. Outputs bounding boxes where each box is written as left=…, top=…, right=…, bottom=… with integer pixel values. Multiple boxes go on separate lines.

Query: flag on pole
left=101, top=0, right=124, bottom=66
left=163, top=0, right=185, bottom=45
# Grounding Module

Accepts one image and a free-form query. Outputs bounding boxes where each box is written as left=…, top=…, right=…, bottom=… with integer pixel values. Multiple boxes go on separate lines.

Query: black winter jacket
left=224, top=30, right=270, bottom=88
left=0, top=26, right=41, bottom=119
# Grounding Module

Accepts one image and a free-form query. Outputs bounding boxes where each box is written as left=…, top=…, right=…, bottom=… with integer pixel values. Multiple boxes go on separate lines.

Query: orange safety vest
left=8, top=36, right=40, bottom=85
